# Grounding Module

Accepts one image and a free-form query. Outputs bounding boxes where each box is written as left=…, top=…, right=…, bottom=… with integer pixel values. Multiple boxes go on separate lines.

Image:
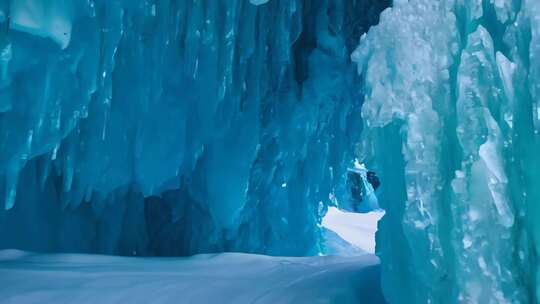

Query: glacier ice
left=2, top=0, right=538, bottom=302
left=353, top=0, right=540, bottom=302
left=0, top=0, right=390, bottom=257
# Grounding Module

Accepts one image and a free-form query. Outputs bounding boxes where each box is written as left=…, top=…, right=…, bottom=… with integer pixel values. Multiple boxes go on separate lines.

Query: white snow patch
left=0, top=250, right=383, bottom=304
left=250, top=0, right=270, bottom=6
left=10, top=0, right=73, bottom=49
left=322, top=207, right=384, bottom=254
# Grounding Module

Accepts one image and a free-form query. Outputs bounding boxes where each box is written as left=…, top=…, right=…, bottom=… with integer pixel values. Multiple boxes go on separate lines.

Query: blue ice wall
left=0, top=0, right=388, bottom=256
left=354, top=0, right=540, bottom=302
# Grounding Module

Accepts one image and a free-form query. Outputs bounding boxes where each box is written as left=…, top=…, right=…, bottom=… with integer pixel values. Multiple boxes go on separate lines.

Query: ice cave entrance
left=322, top=162, right=384, bottom=256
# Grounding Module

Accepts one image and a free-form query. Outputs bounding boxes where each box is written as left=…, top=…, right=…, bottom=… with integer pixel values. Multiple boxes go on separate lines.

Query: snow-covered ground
left=0, top=249, right=384, bottom=304
left=322, top=207, right=384, bottom=255
left=0, top=208, right=385, bottom=304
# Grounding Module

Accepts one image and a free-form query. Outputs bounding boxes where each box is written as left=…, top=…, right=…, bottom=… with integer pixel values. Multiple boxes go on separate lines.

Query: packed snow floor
left=0, top=249, right=384, bottom=304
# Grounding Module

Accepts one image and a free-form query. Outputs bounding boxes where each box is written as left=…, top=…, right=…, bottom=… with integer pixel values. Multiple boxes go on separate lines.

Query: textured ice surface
left=0, top=249, right=384, bottom=304
left=353, top=0, right=540, bottom=302
left=0, top=0, right=390, bottom=257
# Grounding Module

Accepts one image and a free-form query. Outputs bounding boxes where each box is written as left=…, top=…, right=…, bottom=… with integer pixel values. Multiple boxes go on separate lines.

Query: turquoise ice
left=0, top=0, right=389, bottom=257
left=354, top=0, right=540, bottom=302
left=1, top=0, right=540, bottom=302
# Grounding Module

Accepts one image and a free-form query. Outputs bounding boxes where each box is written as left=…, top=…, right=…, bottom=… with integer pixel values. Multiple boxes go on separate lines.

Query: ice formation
left=353, top=0, right=540, bottom=302
left=2, top=0, right=538, bottom=302
left=0, top=0, right=390, bottom=257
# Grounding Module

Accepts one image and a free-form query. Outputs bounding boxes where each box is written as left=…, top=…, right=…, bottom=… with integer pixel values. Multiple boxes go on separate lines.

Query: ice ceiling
left=1, top=0, right=540, bottom=303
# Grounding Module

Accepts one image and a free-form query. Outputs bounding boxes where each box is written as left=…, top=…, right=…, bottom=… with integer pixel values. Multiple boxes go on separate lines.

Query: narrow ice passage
left=2, top=0, right=539, bottom=302
left=0, top=0, right=391, bottom=258
left=0, top=0, right=391, bottom=303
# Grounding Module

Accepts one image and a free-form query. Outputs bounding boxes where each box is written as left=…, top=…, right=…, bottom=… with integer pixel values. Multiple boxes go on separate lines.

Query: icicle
left=4, top=167, right=19, bottom=210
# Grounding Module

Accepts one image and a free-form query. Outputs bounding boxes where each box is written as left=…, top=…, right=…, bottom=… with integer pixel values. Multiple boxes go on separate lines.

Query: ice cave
left=0, top=0, right=539, bottom=303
